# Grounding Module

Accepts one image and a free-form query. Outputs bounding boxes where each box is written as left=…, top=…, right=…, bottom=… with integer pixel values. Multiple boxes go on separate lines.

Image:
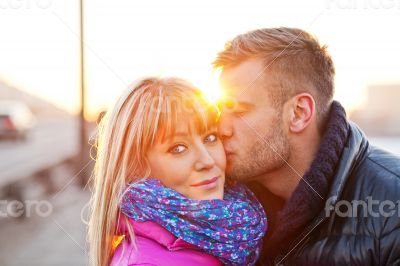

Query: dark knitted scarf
left=261, top=101, right=350, bottom=263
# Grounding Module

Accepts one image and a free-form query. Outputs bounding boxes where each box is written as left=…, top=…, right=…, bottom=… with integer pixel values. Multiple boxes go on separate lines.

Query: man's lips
left=190, top=176, right=219, bottom=187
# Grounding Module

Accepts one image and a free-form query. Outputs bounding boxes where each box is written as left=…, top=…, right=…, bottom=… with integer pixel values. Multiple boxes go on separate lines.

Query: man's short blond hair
left=213, top=27, right=335, bottom=130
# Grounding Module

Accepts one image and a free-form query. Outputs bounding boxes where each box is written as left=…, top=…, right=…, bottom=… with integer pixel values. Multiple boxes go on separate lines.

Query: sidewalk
left=0, top=165, right=90, bottom=266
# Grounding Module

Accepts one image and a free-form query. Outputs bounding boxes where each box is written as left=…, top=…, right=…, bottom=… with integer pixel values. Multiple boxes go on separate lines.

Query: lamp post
left=78, top=0, right=89, bottom=188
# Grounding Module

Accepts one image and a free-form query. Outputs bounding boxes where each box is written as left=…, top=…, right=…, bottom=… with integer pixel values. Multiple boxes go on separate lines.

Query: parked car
left=0, top=100, right=35, bottom=141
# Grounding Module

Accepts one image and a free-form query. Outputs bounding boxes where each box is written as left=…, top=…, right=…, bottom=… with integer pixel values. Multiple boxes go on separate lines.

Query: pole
left=78, top=0, right=89, bottom=188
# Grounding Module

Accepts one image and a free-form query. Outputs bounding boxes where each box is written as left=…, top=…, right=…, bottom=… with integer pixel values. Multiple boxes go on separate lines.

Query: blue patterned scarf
left=120, top=178, right=267, bottom=266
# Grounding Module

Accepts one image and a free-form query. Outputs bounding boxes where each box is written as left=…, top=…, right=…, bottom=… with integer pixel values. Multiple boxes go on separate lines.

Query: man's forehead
left=219, top=59, right=268, bottom=90
left=219, top=59, right=269, bottom=105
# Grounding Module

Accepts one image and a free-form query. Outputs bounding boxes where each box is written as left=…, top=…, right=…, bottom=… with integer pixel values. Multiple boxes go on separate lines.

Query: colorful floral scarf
left=120, top=178, right=267, bottom=266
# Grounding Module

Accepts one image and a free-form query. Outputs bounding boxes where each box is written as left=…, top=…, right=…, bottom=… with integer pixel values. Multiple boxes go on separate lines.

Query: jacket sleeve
left=379, top=226, right=400, bottom=265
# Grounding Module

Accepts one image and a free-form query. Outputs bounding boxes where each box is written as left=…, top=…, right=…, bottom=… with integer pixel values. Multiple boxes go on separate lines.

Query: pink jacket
left=110, top=217, right=223, bottom=266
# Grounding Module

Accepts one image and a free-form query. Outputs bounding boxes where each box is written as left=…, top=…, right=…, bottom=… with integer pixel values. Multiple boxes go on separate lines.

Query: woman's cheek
left=216, top=143, right=227, bottom=170
left=168, top=156, right=191, bottom=184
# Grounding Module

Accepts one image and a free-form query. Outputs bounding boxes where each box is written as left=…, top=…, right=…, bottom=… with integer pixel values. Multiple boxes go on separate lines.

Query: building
left=350, top=84, right=400, bottom=136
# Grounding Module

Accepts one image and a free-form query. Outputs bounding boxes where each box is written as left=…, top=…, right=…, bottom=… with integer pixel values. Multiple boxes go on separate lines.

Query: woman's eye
left=204, top=133, right=218, bottom=143
left=169, top=145, right=187, bottom=154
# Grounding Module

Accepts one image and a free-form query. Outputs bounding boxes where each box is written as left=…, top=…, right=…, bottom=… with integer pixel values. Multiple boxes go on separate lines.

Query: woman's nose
left=194, top=147, right=215, bottom=171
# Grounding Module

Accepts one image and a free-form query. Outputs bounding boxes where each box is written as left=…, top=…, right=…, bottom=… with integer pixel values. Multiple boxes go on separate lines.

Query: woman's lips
left=190, top=176, right=219, bottom=188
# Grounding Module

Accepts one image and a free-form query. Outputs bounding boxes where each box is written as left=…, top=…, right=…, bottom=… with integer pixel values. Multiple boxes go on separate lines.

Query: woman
left=88, top=77, right=267, bottom=266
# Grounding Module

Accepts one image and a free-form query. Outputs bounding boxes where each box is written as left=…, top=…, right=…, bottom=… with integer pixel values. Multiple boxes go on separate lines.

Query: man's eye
left=168, top=145, right=187, bottom=154
left=234, top=110, right=246, bottom=117
left=204, top=133, right=218, bottom=143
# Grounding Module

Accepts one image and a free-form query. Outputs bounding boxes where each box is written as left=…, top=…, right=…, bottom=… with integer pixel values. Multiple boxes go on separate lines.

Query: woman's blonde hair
left=87, top=77, right=218, bottom=266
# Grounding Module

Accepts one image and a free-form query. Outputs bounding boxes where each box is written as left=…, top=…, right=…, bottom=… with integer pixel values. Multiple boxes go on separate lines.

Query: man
left=214, top=27, right=400, bottom=265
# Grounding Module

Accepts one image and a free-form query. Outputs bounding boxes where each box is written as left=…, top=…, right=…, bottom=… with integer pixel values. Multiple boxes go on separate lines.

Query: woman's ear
left=288, top=93, right=315, bottom=133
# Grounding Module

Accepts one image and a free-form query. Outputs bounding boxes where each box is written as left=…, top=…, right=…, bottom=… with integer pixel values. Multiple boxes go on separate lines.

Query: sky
left=0, top=0, right=399, bottom=120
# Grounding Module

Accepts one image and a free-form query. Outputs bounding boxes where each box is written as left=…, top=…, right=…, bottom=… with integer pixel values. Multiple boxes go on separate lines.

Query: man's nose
left=218, top=112, right=233, bottom=141
left=194, top=147, right=215, bottom=171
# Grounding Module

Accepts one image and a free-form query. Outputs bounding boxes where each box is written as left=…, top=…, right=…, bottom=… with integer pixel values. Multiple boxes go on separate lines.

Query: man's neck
left=256, top=165, right=303, bottom=201
left=256, top=135, right=321, bottom=201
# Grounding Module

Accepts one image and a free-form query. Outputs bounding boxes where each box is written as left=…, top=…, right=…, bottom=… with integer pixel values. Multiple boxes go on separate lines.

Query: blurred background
left=0, top=1, right=399, bottom=265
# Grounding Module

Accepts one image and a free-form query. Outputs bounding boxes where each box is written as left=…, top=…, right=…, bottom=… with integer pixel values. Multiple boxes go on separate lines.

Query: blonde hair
left=213, top=27, right=335, bottom=130
left=87, top=77, right=218, bottom=266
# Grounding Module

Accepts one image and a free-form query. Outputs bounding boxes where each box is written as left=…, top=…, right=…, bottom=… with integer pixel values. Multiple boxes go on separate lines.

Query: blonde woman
left=88, top=77, right=267, bottom=266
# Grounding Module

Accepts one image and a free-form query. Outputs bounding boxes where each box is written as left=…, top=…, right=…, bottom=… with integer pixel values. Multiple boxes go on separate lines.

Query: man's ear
left=288, top=93, right=315, bottom=133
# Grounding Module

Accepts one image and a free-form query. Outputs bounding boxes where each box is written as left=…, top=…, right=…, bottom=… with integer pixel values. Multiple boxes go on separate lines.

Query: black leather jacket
left=272, top=123, right=400, bottom=266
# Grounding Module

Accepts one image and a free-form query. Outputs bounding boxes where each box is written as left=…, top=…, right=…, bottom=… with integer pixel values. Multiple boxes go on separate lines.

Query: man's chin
left=226, top=168, right=252, bottom=182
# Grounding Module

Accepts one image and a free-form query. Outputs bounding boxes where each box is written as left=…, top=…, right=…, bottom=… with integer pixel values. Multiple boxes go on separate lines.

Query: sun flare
left=194, top=71, right=224, bottom=105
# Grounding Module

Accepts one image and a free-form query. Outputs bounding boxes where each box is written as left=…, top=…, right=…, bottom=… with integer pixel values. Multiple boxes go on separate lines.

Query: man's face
left=218, top=58, right=290, bottom=182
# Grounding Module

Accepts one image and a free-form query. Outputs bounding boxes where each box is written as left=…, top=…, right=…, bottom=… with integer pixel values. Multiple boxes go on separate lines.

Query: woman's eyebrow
left=171, top=132, right=189, bottom=137
left=163, top=131, right=190, bottom=142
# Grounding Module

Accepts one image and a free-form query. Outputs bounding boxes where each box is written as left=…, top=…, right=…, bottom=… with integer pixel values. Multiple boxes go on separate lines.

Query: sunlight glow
left=195, top=70, right=224, bottom=105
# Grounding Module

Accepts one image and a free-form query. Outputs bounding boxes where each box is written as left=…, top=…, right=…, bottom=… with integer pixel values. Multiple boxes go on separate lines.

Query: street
left=0, top=164, right=90, bottom=266
left=0, top=116, right=91, bottom=266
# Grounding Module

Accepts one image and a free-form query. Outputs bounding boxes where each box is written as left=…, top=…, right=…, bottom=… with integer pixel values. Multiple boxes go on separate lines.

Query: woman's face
left=147, top=121, right=226, bottom=200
